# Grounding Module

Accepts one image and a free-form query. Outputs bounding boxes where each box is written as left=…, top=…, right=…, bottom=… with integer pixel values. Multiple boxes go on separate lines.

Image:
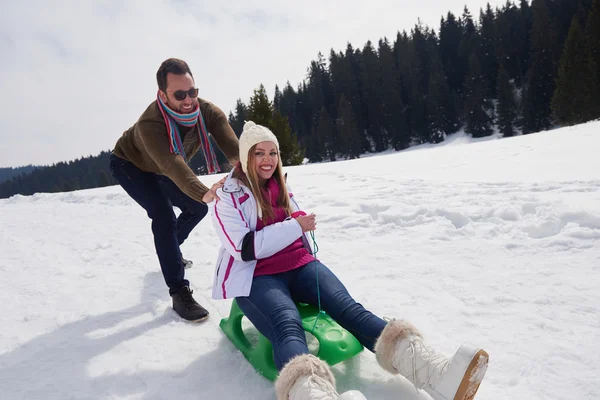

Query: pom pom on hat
left=239, top=121, right=280, bottom=174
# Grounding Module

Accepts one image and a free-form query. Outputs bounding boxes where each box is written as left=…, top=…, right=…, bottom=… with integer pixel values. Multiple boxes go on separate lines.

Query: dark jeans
left=236, top=261, right=387, bottom=370
left=109, top=153, right=208, bottom=294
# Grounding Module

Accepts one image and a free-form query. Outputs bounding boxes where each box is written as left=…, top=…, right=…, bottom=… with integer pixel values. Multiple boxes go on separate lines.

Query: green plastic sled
left=220, top=299, right=364, bottom=381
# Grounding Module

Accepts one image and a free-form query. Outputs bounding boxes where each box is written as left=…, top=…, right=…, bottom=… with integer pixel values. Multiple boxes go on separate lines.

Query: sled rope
left=309, top=230, right=326, bottom=334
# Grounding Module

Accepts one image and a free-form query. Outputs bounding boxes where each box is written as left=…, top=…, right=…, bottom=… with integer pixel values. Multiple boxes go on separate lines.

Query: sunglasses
left=169, top=87, right=199, bottom=101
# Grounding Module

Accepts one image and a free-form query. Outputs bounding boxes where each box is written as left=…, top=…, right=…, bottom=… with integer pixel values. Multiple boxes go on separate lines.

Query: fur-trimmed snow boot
left=275, top=354, right=368, bottom=400
left=374, top=320, right=488, bottom=400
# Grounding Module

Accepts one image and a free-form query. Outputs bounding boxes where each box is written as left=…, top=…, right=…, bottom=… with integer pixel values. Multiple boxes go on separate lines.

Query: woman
left=204, top=121, right=489, bottom=400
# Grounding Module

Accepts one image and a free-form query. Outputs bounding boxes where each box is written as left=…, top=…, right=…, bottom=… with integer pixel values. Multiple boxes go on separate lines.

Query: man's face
left=160, top=72, right=198, bottom=114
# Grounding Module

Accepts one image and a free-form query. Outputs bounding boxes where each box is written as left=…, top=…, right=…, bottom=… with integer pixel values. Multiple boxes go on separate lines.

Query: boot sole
left=174, top=309, right=210, bottom=323
left=453, top=349, right=488, bottom=400
left=191, top=315, right=209, bottom=323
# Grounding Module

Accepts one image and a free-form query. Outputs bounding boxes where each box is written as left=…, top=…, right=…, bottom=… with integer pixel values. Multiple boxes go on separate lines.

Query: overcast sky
left=0, top=0, right=509, bottom=168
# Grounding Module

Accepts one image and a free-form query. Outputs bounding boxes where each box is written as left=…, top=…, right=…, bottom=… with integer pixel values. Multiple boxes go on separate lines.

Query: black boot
left=171, top=286, right=209, bottom=322
left=182, top=256, right=193, bottom=269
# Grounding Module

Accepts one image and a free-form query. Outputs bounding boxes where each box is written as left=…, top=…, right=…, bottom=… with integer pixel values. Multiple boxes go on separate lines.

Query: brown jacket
left=113, top=98, right=239, bottom=203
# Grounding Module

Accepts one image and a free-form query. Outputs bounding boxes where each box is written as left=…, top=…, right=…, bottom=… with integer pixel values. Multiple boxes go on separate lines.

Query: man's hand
left=202, top=177, right=227, bottom=203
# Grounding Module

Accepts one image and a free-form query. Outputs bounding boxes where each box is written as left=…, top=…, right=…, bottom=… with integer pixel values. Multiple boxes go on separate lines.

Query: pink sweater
left=254, top=178, right=315, bottom=276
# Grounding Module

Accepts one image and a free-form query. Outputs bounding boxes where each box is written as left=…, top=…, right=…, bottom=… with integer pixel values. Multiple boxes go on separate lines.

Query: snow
left=1, top=120, right=599, bottom=400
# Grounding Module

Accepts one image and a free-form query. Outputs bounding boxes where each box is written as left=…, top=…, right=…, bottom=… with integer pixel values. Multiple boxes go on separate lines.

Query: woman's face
left=253, top=141, right=279, bottom=183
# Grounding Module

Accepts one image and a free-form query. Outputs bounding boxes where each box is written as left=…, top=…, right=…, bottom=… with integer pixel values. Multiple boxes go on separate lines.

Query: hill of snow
left=1, top=121, right=599, bottom=399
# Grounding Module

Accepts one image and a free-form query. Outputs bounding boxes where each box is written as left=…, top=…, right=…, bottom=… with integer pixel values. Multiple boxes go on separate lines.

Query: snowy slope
left=1, top=121, right=599, bottom=400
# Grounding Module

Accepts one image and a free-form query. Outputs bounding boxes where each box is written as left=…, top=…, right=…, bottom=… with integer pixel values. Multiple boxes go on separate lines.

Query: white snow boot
left=374, top=320, right=488, bottom=400
left=275, top=354, right=368, bottom=400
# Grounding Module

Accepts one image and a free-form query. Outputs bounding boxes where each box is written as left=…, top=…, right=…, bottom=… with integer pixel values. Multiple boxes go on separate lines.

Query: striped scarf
left=156, top=91, right=220, bottom=174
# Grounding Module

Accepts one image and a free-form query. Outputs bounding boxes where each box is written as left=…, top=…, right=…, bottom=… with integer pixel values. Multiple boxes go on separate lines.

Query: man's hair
left=156, top=58, right=194, bottom=91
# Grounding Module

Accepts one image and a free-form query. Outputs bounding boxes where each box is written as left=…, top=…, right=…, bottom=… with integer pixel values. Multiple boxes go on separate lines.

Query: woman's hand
left=202, top=177, right=227, bottom=203
left=295, top=213, right=316, bottom=232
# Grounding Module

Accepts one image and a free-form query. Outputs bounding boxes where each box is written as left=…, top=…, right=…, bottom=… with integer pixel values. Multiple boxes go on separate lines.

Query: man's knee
left=149, top=206, right=176, bottom=229
left=187, top=201, right=208, bottom=219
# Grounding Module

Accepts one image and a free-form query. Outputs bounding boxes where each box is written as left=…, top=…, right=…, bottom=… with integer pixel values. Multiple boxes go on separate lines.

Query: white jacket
left=208, top=168, right=314, bottom=300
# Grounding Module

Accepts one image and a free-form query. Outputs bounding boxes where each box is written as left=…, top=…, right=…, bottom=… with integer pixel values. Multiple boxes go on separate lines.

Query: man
left=109, top=58, right=239, bottom=322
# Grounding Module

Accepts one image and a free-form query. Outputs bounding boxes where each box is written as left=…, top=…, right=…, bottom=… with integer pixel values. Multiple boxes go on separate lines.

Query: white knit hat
left=239, top=121, right=279, bottom=174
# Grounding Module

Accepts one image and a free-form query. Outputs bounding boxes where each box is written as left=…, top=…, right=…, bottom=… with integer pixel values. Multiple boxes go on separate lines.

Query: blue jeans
left=236, top=261, right=387, bottom=370
left=109, top=153, right=208, bottom=294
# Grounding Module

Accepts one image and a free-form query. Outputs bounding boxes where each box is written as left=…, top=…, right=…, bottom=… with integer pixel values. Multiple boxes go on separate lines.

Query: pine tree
left=278, top=82, right=298, bottom=132
left=98, top=171, right=110, bottom=187
left=587, top=0, right=600, bottom=119
left=360, top=41, right=385, bottom=152
left=228, top=99, right=247, bottom=137
left=412, top=23, right=433, bottom=94
left=464, top=53, right=493, bottom=137
left=392, top=31, right=416, bottom=145
left=378, top=38, right=408, bottom=150
left=408, top=24, right=433, bottom=143
left=480, top=3, right=499, bottom=97
left=246, top=85, right=304, bottom=166
left=247, top=84, right=273, bottom=126
left=329, top=49, right=349, bottom=103
left=336, top=95, right=361, bottom=159
left=278, top=82, right=295, bottom=115
left=306, top=52, right=338, bottom=157
left=313, top=108, right=336, bottom=161
left=427, top=50, right=457, bottom=143
left=522, top=0, right=561, bottom=133
left=459, top=7, right=477, bottom=102
left=296, top=82, right=312, bottom=139
left=271, top=111, right=305, bottom=165
left=497, top=63, right=518, bottom=137
left=330, top=44, right=367, bottom=148
left=439, top=12, right=464, bottom=98
left=307, top=55, right=326, bottom=116
left=551, top=15, right=592, bottom=125
left=496, top=1, right=531, bottom=86
left=273, top=85, right=282, bottom=111
left=518, top=0, right=534, bottom=83
left=307, top=119, right=325, bottom=162
left=553, top=0, right=589, bottom=45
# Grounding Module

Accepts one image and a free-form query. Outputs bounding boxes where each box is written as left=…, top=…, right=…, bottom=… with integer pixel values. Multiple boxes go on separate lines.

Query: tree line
left=2, top=0, right=599, bottom=199
left=228, top=0, right=599, bottom=162
left=0, top=166, right=36, bottom=184
left=0, top=151, right=118, bottom=198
